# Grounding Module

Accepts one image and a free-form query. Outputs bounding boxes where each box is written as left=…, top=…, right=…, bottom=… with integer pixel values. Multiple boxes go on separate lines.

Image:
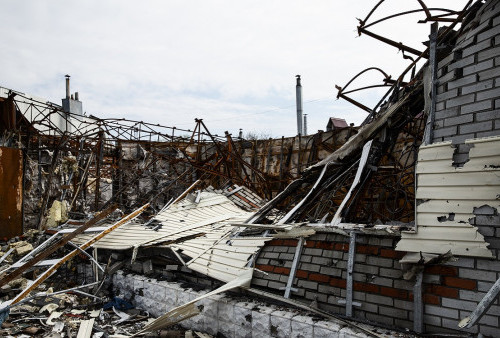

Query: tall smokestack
left=303, top=114, right=308, bottom=135
left=65, top=75, right=70, bottom=99
left=296, top=75, right=303, bottom=135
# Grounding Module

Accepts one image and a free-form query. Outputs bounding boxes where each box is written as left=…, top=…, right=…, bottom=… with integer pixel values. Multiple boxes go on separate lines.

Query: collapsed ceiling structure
left=1, top=0, right=500, bottom=337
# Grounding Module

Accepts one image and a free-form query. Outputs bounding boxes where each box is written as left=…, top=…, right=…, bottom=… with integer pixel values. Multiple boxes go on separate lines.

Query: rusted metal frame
left=6, top=203, right=148, bottom=306
left=361, top=8, right=455, bottom=30
left=357, top=27, right=424, bottom=57
left=94, top=130, right=104, bottom=210
left=198, top=119, right=233, bottom=179
left=336, top=91, right=373, bottom=114
left=37, top=133, right=69, bottom=230
left=70, top=151, right=95, bottom=211
left=278, top=163, right=330, bottom=225
left=226, top=131, right=267, bottom=186
left=396, top=0, right=473, bottom=83
left=66, top=241, right=105, bottom=272
left=279, top=136, right=285, bottom=190
left=100, top=154, right=161, bottom=210
left=341, top=84, right=392, bottom=96
left=226, top=132, right=251, bottom=183
left=0, top=204, right=117, bottom=288
left=61, top=137, right=85, bottom=201
left=148, top=168, right=192, bottom=204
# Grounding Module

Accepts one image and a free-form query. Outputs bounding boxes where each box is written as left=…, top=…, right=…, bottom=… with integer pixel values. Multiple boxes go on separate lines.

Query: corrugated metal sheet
left=396, top=136, right=500, bottom=258
left=72, top=191, right=270, bottom=283
left=73, top=192, right=254, bottom=250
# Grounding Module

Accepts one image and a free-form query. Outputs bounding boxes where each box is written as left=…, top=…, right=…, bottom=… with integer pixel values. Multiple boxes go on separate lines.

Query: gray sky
left=1, top=1, right=466, bottom=138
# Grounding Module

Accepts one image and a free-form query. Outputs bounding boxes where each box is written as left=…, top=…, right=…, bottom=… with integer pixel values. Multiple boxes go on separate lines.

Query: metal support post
left=346, top=232, right=357, bottom=317
left=424, top=22, right=438, bottom=145
left=413, top=270, right=424, bottom=333
left=283, top=237, right=305, bottom=298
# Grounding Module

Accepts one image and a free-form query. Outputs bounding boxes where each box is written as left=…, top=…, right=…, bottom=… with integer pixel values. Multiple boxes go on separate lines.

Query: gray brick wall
left=433, top=0, right=500, bottom=162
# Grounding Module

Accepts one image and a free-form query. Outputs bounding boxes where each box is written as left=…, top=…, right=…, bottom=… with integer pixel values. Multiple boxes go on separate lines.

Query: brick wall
left=252, top=232, right=500, bottom=335
left=434, top=0, right=500, bottom=165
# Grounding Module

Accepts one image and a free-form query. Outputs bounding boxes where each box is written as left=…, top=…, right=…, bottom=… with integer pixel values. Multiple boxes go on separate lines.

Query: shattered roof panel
left=73, top=192, right=254, bottom=250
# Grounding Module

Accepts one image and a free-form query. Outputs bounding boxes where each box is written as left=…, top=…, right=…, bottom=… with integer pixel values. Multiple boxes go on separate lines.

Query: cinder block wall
left=252, top=232, right=500, bottom=335
left=434, top=0, right=500, bottom=162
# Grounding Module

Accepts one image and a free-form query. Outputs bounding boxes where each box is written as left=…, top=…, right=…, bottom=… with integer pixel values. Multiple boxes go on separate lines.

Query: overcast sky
left=0, top=1, right=467, bottom=138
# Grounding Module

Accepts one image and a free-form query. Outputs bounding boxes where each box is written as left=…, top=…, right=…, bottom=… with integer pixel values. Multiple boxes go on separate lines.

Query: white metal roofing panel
left=72, top=192, right=253, bottom=250
left=396, top=136, right=500, bottom=258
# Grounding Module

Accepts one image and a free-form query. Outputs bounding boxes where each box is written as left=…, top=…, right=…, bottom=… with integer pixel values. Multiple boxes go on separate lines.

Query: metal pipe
left=65, top=75, right=70, bottom=99
left=296, top=75, right=303, bottom=135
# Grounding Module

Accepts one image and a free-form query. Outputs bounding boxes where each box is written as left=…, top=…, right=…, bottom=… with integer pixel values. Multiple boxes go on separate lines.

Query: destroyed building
left=1, top=0, right=500, bottom=337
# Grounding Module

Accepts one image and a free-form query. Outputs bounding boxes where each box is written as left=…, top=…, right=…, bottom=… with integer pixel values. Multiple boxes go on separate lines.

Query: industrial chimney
left=296, top=75, right=303, bottom=136
left=62, top=75, right=83, bottom=116
left=65, top=74, right=70, bottom=99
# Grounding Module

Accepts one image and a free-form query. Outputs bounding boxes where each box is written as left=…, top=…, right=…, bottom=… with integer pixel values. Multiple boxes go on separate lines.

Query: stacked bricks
left=224, top=185, right=264, bottom=210
left=252, top=231, right=500, bottom=335
left=433, top=0, right=500, bottom=165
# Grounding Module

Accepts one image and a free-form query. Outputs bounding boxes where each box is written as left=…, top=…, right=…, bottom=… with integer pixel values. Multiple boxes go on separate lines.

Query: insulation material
left=396, top=136, right=500, bottom=258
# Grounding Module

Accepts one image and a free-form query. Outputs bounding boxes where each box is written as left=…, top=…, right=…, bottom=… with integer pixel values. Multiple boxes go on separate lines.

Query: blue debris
left=103, top=297, right=134, bottom=311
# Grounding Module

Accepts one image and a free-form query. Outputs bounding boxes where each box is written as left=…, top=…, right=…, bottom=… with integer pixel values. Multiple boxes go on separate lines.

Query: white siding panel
left=397, top=136, right=500, bottom=258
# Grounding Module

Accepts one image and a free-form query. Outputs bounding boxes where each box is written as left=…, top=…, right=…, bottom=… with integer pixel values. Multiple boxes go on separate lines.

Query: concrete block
left=463, top=59, right=494, bottom=76
left=338, top=326, right=371, bottom=338
left=299, top=262, right=321, bottom=273
left=270, top=310, right=295, bottom=338
left=217, top=297, right=234, bottom=321
left=379, top=268, right=402, bottom=279
left=365, top=256, right=393, bottom=268
left=436, top=88, right=458, bottom=102
left=462, top=79, right=494, bottom=94
left=442, top=297, right=477, bottom=311
left=133, top=275, right=146, bottom=292
left=460, top=289, right=487, bottom=302
left=365, top=294, right=393, bottom=306
left=478, top=45, right=500, bottom=62
left=462, top=38, right=493, bottom=57
left=313, top=320, right=342, bottom=338
left=479, top=64, right=500, bottom=80
left=444, top=113, right=474, bottom=127
left=164, top=284, right=179, bottom=308
left=477, top=87, right=500, bottom=101
left=460, top=267, right=497, bottom=281
left=459, top=120, right=493, bottom=134
left=202, top=315, right=220, bottom=336
left=447, top=54, right=475, bottom=72
left=447, top=93, right=476, bottom=108
left=394, top=299, right=413, bottom=311
left=379, top=305, right=408, bottom=319
left=218, top=322, right=235, bottom=338
left=291, top=315, right=314, bottom=338
left=234, top=301, right=255, bottom=329
left=252, top=306, right=275, bottom=336
left=425, top=304, right=458, bottom=319
left=435, top=107, right=459, bottom=119
left=447, top=74, right=478, bottom=90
